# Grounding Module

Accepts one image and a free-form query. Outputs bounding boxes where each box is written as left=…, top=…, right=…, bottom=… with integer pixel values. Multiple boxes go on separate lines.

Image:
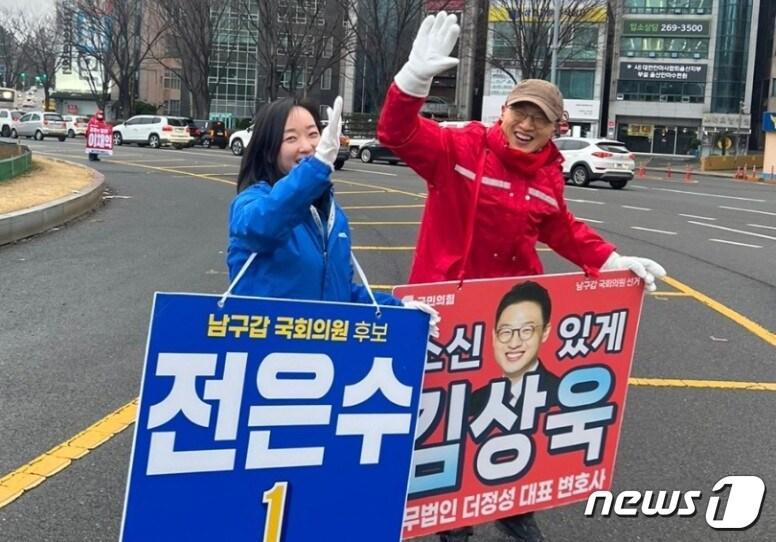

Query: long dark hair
left=237, top=98, right=321, bottom=193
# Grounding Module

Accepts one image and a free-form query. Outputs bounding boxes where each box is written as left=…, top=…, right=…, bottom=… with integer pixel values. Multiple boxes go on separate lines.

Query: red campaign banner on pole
left=393, top=271, right=645, bottom=537
left=85, top=126, right=113, bottom=156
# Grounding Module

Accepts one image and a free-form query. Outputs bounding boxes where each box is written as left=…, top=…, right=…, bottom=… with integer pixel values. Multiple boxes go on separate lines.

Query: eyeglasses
left=508, top=106, right=553, bottom=129
left=496, top=324, right=539, bottom=344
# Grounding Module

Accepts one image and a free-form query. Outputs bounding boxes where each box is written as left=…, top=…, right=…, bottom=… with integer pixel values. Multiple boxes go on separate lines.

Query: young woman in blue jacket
left=227, top=95, right=437, bottom=329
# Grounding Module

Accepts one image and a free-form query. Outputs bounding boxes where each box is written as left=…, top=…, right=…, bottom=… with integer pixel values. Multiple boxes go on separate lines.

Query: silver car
left=13, top=111, right=67, bottom=141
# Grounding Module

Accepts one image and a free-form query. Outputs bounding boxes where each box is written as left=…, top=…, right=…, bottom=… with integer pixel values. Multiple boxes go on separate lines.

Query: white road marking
left=709, top=239, right=763, bottom=248
left=342, top=168, right=398, bottom=177
left=687, top=221, right=776, bottom=241
left=679, top=213, right=716, bottom=220
left=576, top=217, right=604, bottom=224
left=566, top=198, right=604, bottom=205
left=647, top=187, right=765, bottom=202
left=622, top=205, right=651, bottom=211
left=631, top=226, right=677, bottom=235
left=719, top=205, right=776, bottom=217
left=747, top=223, right=776, bottom=231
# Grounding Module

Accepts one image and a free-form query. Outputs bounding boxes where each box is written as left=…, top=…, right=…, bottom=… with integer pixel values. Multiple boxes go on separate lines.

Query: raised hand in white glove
left=601, top=251, right=667, bottom=292
left=394, top=11, right=460, bottom=98
left=403, top=298, right=441, bottom=338
left=314, top=95, right=343, bottom=169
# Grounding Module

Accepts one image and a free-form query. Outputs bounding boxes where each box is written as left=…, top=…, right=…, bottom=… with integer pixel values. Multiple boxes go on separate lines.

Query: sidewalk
left=0, top=154, right=105, bottom=246
left=634, top=154, right=776, bottom=184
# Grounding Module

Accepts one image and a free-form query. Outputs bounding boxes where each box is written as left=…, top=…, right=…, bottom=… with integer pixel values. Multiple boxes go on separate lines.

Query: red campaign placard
left=85, top=126, right=113, bottom=156
left=394, top=271, right=645, bottom=537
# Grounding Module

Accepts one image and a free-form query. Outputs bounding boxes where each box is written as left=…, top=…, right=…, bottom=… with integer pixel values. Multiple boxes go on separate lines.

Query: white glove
left=314, top=95, right=343, bottom=169
left=403, top=299, right=441, bottom=338
left=601, top=251, right=667, bottom=292
left=394, top=11, right=460, bottom=98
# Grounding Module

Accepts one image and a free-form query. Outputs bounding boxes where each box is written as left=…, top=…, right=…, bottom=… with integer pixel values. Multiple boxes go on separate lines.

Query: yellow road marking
left=629, top=378, right=776, bottom=392
left=108, top=159, right=237, bottom=186
left=343, top=204, right=425, bottom=209
left=351, top=221, right=420, bottom=225
left=0, top=400, right=137, bottom=509
left=334, top=178, right=427, bottom=199
left=661, top=276, right=776, bottom=346
left=4, top=370, right=775, bottom=509
left=353, top=246, right=416, bottom=250
left=336, top=190, right=387, bottom=195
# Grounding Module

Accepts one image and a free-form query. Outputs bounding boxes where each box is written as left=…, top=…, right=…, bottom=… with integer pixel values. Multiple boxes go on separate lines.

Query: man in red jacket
left=377, top=11, right=666, bottom=542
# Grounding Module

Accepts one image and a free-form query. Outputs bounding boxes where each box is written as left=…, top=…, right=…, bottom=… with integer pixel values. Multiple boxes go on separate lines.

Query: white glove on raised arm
left=601, top=251, right=667, bottom=292
left=403, top=299, right=441, bottom=338
left=314, top=95, right=343, bottom=169
left=394, top=11, right=460, bottom=98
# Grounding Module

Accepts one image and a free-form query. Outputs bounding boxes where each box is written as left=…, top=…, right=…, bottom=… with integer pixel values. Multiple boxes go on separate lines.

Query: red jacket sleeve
left=376, top=83, right=452, bottom=188
left=538, top=168, right=615, bottom=274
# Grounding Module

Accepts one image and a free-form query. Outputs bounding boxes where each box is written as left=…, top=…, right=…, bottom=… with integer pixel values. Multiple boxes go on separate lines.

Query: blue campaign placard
left=120, top=292, right=430, bottom=542
left=762, top=112, right=776, bottom=132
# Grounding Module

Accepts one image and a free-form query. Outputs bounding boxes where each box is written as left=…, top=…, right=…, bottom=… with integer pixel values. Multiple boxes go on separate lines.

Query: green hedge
left=0, top=148, right=32, bottom=182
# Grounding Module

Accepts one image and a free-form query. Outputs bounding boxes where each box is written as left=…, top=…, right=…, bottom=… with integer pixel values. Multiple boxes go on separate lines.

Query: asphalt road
left=0, top=136, right=774, bottom=541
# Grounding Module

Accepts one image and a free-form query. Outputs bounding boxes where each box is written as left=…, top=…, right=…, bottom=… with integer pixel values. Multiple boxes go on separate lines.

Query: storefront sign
left=623, top=19, right=709, bottom=37
left=762, top=112, right=776, bottom=132
left=619, top=62, right=706, bottom=82
left=565, top=100, right=600, bottom=121
left=702, top=113, right=751, bottom=131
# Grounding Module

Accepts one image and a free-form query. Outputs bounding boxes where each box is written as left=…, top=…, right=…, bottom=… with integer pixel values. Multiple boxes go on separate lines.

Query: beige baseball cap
left=505, top=79, right=564, bottom=123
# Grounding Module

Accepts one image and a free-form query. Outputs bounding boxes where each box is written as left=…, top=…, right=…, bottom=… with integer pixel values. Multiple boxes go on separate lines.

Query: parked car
left=112, top=115, right=194, bottom=148
left=62, top=114, right=90, bottom=138
left=358, top=139, right=401, bottom=165
left=0, top=109, right=23, bottom=137
left=230, top=125, right=349, bottom=171
left=229, top=125, right=253, bottom=156
left=175, top=117, right=202, bottom=147
left=554, top=137, right=635, bottom=189
left=13, top=111, right=67, bottom=141
left=197, top=120, right=228, bottom=149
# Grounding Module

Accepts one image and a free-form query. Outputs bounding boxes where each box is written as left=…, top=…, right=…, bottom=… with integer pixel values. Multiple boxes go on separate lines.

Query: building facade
left=608, top=0, right=761, bottom=157
left=481, top=1, right=609, bottom=138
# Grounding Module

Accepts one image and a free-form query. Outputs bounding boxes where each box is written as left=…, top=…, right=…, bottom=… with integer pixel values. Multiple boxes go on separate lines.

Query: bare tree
left=487, top=0, right=607, bottom=82
left=72, top=0, right=168, bottom=118
left=18, top=14, right=64, bottom=108
left=0, top=9, right=29, bottom=89
left=152, top=0, right=241, bottom=118
left=244, top=0, right=354, bottom=104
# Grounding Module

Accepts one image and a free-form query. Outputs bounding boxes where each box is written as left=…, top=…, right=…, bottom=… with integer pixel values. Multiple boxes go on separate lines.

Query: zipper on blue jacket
left=310, top=207, right=327, bottom=299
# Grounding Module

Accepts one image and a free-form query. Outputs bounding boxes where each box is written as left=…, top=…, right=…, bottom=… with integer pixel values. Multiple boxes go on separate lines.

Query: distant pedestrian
left=85, top=110, right=109, bottom=162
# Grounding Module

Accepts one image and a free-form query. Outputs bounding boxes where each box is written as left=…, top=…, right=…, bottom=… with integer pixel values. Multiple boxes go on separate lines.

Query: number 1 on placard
left=262, top=481, right=289, bottom=542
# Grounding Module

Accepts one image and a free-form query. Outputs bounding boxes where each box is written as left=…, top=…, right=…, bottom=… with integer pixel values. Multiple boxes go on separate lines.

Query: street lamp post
left=550, top=0, right=560, bottom=84
left=736, top=99, right=744, bottom=157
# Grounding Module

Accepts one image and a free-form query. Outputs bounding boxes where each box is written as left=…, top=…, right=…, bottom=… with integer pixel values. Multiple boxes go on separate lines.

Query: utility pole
left=550, top=0, right=560, bottom=84
left=736, top=99, right=744, bottom=156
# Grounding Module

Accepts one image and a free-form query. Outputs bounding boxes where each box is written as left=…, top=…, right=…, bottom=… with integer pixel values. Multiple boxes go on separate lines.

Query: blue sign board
left=121, top=293, right=430, bottom=542
left=762, top=112, right=776, bottom=132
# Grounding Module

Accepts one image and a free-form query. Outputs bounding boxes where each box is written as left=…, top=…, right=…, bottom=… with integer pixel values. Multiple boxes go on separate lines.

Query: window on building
left=278, top=33, right=289, bottom=55
left=772, top=79, right=776, bottom=97
left=616, top=80, right=705, bottom=103
left=324, top=36, right=334, bottom=58
left=558, top=70, right=594, bottom=100
left=320, top=68, right=332, bottom=90
left=165, top=99, right=181, bottom=115
left=561, top=25, right=597, bottom=61
left=162, top=70, right=181, bottom=90
left=620, top=36, right=708, bottom=58
left=624, top=0, right=712, bottom=14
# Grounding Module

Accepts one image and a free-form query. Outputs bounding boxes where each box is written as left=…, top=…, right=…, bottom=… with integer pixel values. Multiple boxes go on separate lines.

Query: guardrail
left=0, top=143, right=32, bottom=182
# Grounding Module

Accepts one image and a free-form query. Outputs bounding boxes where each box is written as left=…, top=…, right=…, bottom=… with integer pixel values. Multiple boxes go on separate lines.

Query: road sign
left=121, top=293, right=429, bottom=542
